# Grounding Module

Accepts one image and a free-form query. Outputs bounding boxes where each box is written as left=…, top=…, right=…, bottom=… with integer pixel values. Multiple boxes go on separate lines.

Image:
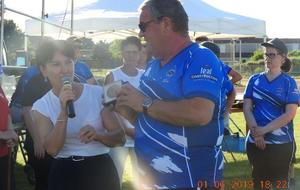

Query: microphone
left=61, top=76, right=76, bottom=118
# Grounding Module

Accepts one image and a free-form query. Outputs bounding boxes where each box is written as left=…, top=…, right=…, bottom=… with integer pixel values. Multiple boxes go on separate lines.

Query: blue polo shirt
left=244, top=72, right=299, bottom=144
left=74, top=59, right=94, bottom=83
left=221, top=62, right=234, bottom=113
left=222, top=62, right=232, bottom=75
left=135, top=43, right=225, bottom=189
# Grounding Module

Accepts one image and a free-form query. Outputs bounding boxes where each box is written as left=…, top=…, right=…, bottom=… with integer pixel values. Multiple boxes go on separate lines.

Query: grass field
left=13, top=110, right=300, bottom=190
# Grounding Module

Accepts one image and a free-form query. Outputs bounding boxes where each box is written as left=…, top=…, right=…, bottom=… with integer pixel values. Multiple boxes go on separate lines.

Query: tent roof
left=24, top=0, right=266, bottom=41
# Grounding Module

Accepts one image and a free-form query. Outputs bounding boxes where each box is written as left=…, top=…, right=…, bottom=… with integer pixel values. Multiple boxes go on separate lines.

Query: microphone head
left=61, top=76, right=73, bottom=85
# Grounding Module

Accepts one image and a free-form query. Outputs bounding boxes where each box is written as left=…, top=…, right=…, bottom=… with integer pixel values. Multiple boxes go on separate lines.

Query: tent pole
left=0, top=0, right=4, bottom=67
left=232, top=39, right=236, bottom=63
left=71, top=0, right=73, bottom=35
left=41, top=0, right=45, bottom=38
left=239, top=39, right=242, bottom=74
left=5, top=7, right=71, bottom=32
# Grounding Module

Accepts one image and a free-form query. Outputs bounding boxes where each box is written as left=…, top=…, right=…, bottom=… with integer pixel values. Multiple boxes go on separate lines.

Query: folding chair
left=12, top=122, right=35, bottom=185
left=222, top=117, right=246, bottom=163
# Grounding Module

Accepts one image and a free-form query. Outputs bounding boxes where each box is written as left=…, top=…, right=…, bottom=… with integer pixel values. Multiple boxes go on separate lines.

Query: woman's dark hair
left=281, top=57, right=292, bottom=73
left=35, top=39, right=76, bottom=67
left=121, top=36, right=142, bottom=51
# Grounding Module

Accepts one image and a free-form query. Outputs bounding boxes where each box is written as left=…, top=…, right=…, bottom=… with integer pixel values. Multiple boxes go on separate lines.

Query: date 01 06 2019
left=197, top=179, right=288, bottom=189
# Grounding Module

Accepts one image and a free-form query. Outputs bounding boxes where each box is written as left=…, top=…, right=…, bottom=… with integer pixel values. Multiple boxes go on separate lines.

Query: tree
left=3, top=19, right=24, bottom=65
left=250, top=49, right=263, bottom=62
left=79, top=37, right=95, bottom=49
left=108, top=39, right=122, bottom=61
left=92, top=41, right=112, bottom=68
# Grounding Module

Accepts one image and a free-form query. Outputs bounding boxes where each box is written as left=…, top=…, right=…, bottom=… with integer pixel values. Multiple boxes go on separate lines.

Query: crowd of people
left=0, top=0, right=299, bottom=190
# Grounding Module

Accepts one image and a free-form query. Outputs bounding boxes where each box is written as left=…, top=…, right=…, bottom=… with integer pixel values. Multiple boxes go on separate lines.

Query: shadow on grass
left=122, top=181, right=135, bottom=190
left=14, top=161, right=33, bottom=190
left=14, top=153, right=299, bottom=190
left=223, top=153, right=253, bottom=190
left=292, top=158, right=300, bottom=189
left=224, top=153, right=300, bottom=190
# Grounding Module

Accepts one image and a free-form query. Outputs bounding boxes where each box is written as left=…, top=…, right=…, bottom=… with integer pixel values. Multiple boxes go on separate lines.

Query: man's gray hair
left=140, top=0, right=189, bottom=36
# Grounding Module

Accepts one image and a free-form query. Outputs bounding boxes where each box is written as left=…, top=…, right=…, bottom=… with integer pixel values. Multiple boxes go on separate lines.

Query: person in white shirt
left=105, top=36, right=143, bottom=188
left=31, top=39, right=125, bottom=190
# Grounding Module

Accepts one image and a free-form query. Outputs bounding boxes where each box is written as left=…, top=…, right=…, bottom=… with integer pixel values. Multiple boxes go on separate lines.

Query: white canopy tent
left=23, top=0, right=266, bottom=42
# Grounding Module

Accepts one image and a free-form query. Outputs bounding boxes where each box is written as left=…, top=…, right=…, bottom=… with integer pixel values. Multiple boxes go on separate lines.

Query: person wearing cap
left=201, top=41, right=239, bottom=136
left=243, top=38, right=299, bottom=189
left=195, top=35, right=209, bottom=43
left=201, top=41, right=242, bottom=84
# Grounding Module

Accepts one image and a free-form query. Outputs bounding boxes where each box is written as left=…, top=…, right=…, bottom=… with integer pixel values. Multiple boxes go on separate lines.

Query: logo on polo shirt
left=166, top=69, right=176, bottom=77
left=190, top=64, right=217, bottom=81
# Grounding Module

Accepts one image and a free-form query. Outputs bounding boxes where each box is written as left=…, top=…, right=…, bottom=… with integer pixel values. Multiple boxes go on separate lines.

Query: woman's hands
left=250, top=126, right=266, bottom=150
left=79, top=125, right=97, bottom=144
left=59, top=84, right=75, bottom=111
left=1, top=129, right=18, bottom=148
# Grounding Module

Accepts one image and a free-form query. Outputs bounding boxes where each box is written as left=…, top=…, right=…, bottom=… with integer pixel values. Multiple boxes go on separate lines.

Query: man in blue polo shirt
left=115, top=0, right=225, bottom=189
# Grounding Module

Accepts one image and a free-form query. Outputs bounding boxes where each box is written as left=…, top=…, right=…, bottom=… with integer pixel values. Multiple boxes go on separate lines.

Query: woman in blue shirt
left=243, top=38, right=299, bottom=190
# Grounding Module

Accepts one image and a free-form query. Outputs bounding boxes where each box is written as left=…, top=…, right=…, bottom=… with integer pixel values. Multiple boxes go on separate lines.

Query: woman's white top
left=111, top=67, right=144, bottom=147
left=32, top=84, right=109, bottom=158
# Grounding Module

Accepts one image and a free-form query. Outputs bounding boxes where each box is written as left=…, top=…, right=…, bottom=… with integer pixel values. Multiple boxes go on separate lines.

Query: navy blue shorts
left=48, top=154, right=120, bottom=190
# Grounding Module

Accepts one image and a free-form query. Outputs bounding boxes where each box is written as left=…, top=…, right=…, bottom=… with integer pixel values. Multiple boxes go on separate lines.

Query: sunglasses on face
left=138, top=19, right=156, bottom=32
left=264, top=53, right=280, bottom=59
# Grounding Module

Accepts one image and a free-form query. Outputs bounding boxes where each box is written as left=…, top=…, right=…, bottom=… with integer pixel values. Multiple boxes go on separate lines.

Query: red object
left=0, top=87, right=9, bottom=157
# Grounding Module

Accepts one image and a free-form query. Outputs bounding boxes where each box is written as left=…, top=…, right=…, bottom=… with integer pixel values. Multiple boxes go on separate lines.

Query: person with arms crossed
left=115, top=0, right=225, bottom=189
left=31, top=39, right=124, bottom=190
left=243, top=38, right=299, bottom=190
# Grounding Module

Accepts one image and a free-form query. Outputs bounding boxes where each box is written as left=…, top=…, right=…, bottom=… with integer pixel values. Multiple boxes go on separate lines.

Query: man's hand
left=116, top=83, right=145, bottom=113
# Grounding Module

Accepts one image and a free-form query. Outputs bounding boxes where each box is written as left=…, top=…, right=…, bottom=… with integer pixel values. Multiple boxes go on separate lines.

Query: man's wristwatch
left=142, top=96, right=153, bottom=114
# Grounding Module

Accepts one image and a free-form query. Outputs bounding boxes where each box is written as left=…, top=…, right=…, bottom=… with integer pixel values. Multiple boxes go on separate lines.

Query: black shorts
left=292, top=141, right=296, bottom=163
left=247, top=142, right=294, bottom=190
left=48, top=153, right=120, bottom=190
left=0, top=155, right=9, bottom=190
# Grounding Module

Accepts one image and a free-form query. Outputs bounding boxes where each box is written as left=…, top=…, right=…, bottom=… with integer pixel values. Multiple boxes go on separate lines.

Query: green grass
left=91, top=68, right=110, bottom=78
left=14, top=110, right=300, bottom=190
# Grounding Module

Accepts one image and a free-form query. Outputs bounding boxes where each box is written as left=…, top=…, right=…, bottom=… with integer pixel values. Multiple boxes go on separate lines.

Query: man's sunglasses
left=264, top=53, right=280, bottom=59
left=138, top=19, right=155, bottom=32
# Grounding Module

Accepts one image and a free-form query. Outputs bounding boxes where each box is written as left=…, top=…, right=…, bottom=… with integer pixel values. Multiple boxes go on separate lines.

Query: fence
left=228, top=62, right=300, bottom=78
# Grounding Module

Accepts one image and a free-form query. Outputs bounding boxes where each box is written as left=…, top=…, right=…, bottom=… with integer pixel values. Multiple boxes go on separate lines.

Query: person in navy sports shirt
left=114, top=0, right=226, bottom=189
left=243, top=38, right=299, bottom=190
left=201, top=41, right=237, bottom=135
left=66, top=37, right=97, bottom=85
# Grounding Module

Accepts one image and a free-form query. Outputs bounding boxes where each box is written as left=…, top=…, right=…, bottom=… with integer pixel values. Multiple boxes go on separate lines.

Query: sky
left=202, top=0, right=300, bottom=38
left=3, top=0, right=300, bottom=38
